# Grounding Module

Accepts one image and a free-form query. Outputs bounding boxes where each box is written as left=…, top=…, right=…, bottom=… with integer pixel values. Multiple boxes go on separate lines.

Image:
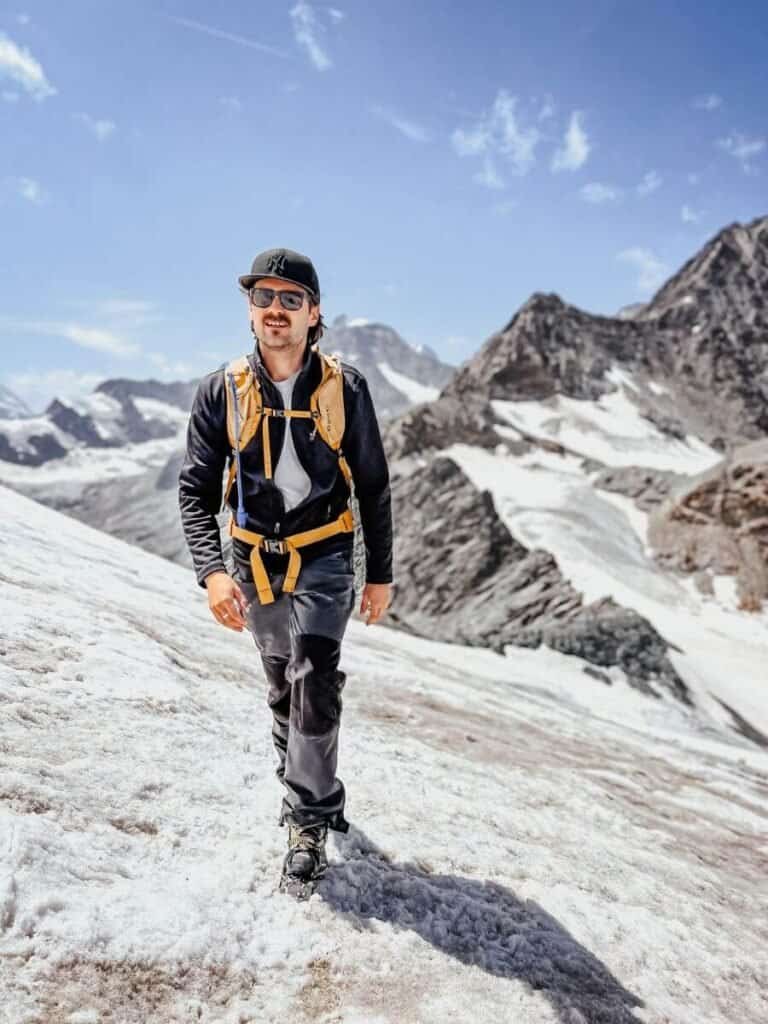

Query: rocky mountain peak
left=639, top=213, right=768, bottom=329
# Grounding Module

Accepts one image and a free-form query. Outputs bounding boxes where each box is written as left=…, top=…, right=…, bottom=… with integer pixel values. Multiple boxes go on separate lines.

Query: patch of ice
left=491, top=392, right=720, bottom=473
left=377, top=361, right=439, bottom=404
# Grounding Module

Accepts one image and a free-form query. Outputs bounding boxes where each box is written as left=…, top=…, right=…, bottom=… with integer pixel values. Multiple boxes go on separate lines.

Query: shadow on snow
left=319, top=825, right=645, bottom=1024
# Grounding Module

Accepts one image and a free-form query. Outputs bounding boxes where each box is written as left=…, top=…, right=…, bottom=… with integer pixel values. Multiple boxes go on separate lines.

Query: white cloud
left=16, top=14, right=31, bottom=26
left=687, top=171, right=701, bottom=185
left=6, top=369, right=105, bottom=413
left=580, top=182, right=622, bottom=204
left=551, top=111, right=590, bottom=172
left=537, top=95, right=555, bottom=121
left=166, top=15, right=289, bottom=58
left=16, top=176, right=45, bottom=203
left=290, top=2, right=332, bottom=71
left=474, top=157, right=505, bottom=190
left=2, top=89, right=19, bottom=102
left=452, top=89, right=541, bottom=181
left=0, top=318, right=138, bottom=356
left=147, top=352, right=197, bottom=378
left=61, top=299, right=163, bottom=332
left=693, top=93, right=722, bottom=111
left=636, top=170, right=662, bottom=196
left=716, top=132, right=765, bottom=173
left=617, top=247, right=670, bottom=294
left=370, top=105, right=429, bottom=143
left=681, top=204, right=702, bottom=224
left=452, top=121, right=490, bottom=157
left=328, top=7, right=345, bottom=20
left=74, top=112, right=116, bottom=141
left=0, top=31, right=56, bottom=100
left=220, top=95, right=242, bottom=113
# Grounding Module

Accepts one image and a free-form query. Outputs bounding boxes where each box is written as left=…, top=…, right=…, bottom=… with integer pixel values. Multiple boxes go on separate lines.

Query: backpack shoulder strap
left=310, top=346, right=353, bottom=486
left=224, top=355, right=263, bottom=451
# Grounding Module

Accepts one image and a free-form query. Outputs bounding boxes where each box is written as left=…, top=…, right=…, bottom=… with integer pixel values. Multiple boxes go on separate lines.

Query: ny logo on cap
left=267, top=252, right=288, bottom=276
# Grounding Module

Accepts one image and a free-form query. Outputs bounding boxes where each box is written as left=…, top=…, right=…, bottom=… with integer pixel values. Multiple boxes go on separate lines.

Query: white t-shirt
left=270, top=369, right=312, bottom=511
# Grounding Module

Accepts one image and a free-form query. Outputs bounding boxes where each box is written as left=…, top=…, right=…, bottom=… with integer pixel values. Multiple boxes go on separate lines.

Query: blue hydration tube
left=227, top=372, right=248, bottom=528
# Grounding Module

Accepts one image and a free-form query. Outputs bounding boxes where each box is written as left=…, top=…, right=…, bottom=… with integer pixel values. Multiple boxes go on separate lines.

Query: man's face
left=248, top=276, right=320, bottom=353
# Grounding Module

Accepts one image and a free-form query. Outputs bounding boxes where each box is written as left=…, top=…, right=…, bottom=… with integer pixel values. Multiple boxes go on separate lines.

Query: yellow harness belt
left=229, top=507, right=355, bottom=605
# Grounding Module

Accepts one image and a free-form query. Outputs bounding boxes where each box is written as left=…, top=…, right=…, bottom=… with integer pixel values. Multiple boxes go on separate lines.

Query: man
left=178, top=247, right=393, bottom=890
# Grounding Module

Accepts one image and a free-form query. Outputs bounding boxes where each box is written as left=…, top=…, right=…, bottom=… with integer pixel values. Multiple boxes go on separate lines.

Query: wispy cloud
left=716, top=131, right=765, bottom=173
left=74, top=112, right=116, bottom=141
left=16, top=13, right=31, bottom=26
left=474, top=157, right=505, bottom=190
left=551, top=111, right=590, bottom=172
left=147, top=352, right=196, bottom=378
left=370, top=105, right=430, bottom=143
left=0, top=31, right=56, bottom=100
left=452, top=89, right=542, bottom=181
left=687, top=172, right=701, bottom=185
left=13, top=176, right=46, bottom=204
left=617, top=248, right=670, bottom=294
left=62, top=298, right=164, bottom=332
left=580, top=182, right=623, bottom=204
left=681, top=204, right=702, bottom=224
left=537, top=94, right=555, bottom=121
left=2, top=89, right=19, bottom=102
left=290, top=2, right=333, bottom=71
left=220, top=95, right=242, bottom=114
left=328, top=7, right=345, bottom=21
left=166, top=15, right=289, bottom=58
left=693, top=93, right=722, bottom=111
left=636, top=170, right=662, bottom=196
left=0, top=318, right=139, bottom=356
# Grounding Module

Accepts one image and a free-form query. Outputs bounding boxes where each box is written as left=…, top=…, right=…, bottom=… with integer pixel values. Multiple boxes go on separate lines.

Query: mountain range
left=1, top=214, right=766, bottom=747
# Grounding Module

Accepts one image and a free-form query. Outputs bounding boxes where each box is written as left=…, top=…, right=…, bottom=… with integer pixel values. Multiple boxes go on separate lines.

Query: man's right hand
left=205, top=571, right=249, bottom=631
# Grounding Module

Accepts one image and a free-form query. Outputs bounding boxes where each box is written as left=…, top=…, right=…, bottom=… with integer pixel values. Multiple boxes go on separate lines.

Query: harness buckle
left=262, top=538, right=286, bottom=554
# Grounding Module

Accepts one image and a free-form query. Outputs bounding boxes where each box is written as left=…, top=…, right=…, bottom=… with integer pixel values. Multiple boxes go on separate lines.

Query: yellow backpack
left=222, top=344, right=355, bottom=605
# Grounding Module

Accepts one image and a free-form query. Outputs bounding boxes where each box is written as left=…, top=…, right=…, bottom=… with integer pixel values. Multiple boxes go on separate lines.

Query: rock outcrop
left=389, top=456, right=690, bottom=702
left=648, top=440, right=768, bottom=609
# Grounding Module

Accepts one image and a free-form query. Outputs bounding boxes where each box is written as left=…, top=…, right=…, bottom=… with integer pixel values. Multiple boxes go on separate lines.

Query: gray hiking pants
left=235, top=546, right=355, bottom=833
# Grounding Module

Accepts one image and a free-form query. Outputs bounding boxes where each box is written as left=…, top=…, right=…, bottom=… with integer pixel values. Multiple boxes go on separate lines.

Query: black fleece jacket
left=178, top=342, right=393, bottom=588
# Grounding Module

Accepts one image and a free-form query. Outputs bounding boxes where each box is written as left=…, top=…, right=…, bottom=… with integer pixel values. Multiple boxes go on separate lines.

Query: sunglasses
left=249, top=286, right=309, bottom=312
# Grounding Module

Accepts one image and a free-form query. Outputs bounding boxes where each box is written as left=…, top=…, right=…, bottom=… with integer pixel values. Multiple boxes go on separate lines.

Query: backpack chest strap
left=260, top=407, right=318, bottom=479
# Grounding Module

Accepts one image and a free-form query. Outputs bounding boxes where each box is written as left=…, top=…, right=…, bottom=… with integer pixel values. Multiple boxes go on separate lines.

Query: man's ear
left=309, top=304, right=320, bottom=326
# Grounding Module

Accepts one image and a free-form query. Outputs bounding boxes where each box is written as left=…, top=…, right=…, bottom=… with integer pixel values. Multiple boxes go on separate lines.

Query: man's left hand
left=359, top=583, right=392, bottom=626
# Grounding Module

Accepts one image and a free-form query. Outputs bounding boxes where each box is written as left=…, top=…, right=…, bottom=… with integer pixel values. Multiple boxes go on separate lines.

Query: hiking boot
left=283, top=822, right=328, bottom=881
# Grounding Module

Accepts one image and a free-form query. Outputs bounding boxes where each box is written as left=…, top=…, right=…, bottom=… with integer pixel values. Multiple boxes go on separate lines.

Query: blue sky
left=1, top=1, right=766, bottom=412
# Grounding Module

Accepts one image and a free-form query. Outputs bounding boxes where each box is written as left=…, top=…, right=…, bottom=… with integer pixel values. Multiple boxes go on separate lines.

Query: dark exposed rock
left=0, top=430, right=68, bottom=466
left=111, top=395, right=178, bottom=444
left=648, top=439, right=768, bottom=608
left=46, top=399, right=114, bottom=449
left=389, top=456, right=689, bottom=701
left=96, top=377, right=198, bottom=412
left=592, top=465, right=686, bottom=512
left=514, top=597, right=692, bottom=706
left=383, top=395, right=501, bottom=460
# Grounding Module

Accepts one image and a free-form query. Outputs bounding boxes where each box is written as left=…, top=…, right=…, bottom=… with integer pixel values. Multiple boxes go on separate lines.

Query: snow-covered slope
left=1, top=485, right=766, bottom=1023
left=443, top=442, right=768, bottom=736
left=324, top=315, right=454, bottom=419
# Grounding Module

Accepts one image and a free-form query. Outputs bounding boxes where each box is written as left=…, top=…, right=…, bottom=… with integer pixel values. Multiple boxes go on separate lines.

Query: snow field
left=1, top=485, right=767, bottom=1022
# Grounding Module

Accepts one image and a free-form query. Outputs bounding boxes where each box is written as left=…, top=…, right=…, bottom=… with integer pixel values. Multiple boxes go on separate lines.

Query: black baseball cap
left=238, top=248, right=320, bottom=301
